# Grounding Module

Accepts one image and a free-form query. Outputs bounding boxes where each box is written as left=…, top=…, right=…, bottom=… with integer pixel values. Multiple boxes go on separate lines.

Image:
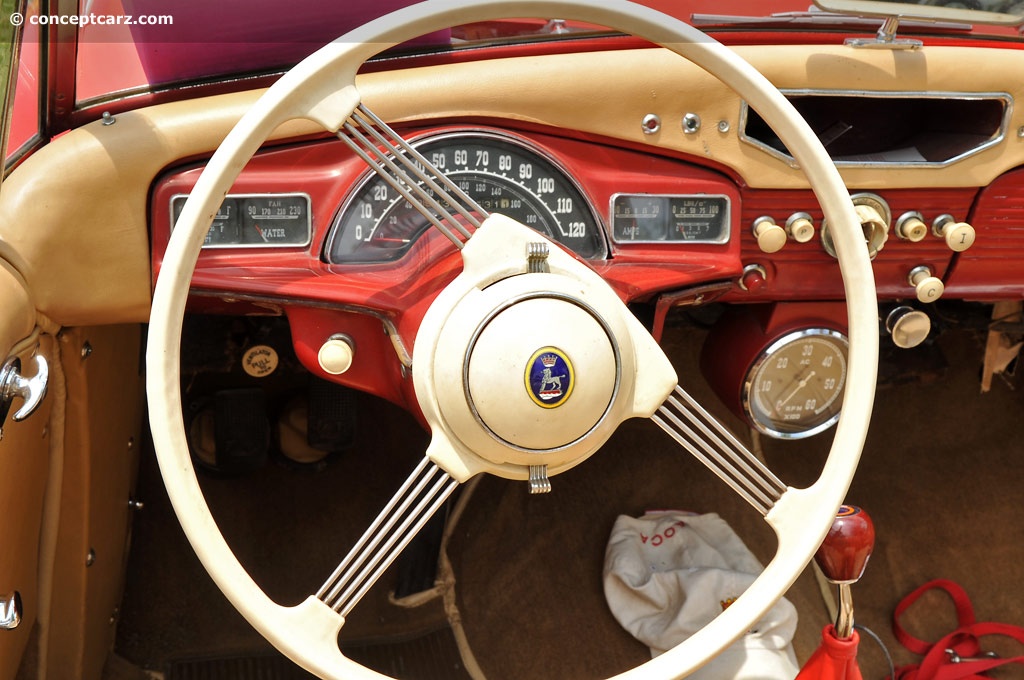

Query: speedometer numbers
left=743, top=329, right=849, bottom=439
left=325, top=134, right=605, bottom=264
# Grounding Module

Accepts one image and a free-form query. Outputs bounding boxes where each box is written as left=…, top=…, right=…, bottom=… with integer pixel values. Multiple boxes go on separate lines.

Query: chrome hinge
left=0, top=354, right=49, bottom=439
left=527, top=242, right=550, bottom=274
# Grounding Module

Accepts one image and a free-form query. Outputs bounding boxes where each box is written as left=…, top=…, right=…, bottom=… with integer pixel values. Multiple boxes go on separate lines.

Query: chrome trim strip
left=739, top=89, right=1014, bottom=169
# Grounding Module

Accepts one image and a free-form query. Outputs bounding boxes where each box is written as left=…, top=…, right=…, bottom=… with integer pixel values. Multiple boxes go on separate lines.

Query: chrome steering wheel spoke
left=317, top=457, right=459, bottom=617
left=336, top=103, right=487, bottom=248
left=653, top=385, right=787, bottom=516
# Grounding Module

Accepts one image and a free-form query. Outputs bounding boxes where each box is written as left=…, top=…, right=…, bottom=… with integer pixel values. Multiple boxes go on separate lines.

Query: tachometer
left=324, top=132, right=605, bottom=264
left=742, top=329, right=849, bottom=439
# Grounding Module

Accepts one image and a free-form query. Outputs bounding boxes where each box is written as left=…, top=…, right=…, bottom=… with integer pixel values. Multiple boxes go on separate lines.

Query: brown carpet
left=115, top=312, right=1024, bottom=679
left=447, top=317, right=1024, bottom=679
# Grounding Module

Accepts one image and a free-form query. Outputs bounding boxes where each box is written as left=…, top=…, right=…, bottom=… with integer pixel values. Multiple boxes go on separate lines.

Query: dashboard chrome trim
left=741, top=327, right=849, bottom=440
left=739, top=89, right=1014, bottom=169
left=608, top=192, right=732, bottom=245
left=169, top=192, right=313, bottom=249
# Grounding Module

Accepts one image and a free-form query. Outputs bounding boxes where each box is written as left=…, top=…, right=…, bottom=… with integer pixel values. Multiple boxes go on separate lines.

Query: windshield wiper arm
left=690, top=11, right=972, bottom=32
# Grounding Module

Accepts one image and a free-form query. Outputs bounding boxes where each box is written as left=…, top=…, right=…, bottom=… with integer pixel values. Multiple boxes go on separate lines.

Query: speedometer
left=324, top=132, right=605, bottom=264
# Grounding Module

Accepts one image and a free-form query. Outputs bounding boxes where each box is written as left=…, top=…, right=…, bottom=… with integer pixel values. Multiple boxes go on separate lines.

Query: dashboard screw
left=682, top=113, right=702, bottom=134
left=641, top=113, right=661, bottom=135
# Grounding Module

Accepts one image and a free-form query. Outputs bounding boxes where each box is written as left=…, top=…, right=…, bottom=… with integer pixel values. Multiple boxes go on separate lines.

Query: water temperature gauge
left=171, top=193, right=311, bottom=248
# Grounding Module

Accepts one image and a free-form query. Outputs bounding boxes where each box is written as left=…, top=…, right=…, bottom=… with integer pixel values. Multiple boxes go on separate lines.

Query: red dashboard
left=149, top=118, right=1016, bottom=433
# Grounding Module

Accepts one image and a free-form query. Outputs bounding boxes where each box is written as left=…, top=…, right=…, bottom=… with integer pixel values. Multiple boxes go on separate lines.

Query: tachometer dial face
left=324, top=132, right=605, bottom=264
left=743, top=329, right=849, bottom=439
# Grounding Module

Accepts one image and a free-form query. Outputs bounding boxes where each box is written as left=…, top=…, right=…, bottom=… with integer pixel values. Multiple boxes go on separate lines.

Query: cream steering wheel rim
left=145, top=1, right=878, bottom=678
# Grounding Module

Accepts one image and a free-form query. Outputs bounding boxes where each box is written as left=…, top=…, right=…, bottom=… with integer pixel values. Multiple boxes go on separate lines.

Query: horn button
left=414, top=214, right=673, bottom=481
left=466, top=295, right=618, bottom=452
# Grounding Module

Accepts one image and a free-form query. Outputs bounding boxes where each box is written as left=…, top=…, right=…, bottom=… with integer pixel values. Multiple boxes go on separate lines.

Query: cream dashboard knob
left=933, top=214, right=976, bottom=252
left=753, top=216, right=787, bottom=253
left=886, top=306, right=931, bottom=348
left=786, top=212, right=815, bottom=243
left=318, top=335, right=355, bottom=375
left=895, top=212, right=928, bottom=242
left=908, top=265, right=944, bottom=303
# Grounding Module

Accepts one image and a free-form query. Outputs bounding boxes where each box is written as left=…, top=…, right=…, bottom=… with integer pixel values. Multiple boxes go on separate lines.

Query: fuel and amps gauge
left=611, top=194, right=730, bottom=244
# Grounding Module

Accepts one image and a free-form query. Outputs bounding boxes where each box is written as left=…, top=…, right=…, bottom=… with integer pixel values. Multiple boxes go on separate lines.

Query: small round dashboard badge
left=525, top=347, right=574, bottom=409
left=242, top=344, right=279, bottom=378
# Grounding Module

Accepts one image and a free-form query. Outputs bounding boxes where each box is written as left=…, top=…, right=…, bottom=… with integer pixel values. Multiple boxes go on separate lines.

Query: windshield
left=19, top=0, right=1024, bottom=107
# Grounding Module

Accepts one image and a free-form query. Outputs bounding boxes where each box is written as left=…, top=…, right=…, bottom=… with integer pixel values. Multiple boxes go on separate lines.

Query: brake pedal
left=212, top=388, right=270, bottom=474
left=306, top=377, right=356, bottom=451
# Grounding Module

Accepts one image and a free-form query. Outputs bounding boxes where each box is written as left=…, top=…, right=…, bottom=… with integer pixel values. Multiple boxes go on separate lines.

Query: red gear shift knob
left=814, top=505, right=875, bottom=584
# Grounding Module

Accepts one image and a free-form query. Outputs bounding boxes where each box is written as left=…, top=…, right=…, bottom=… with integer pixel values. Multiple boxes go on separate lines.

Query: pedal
left=306, top=377, right=356, bottom=452
left=211, top=388, right=270, bottom=474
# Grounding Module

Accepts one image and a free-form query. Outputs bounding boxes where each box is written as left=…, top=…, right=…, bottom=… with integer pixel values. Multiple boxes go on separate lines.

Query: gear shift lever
left=814, top=505, right=875, bottom=639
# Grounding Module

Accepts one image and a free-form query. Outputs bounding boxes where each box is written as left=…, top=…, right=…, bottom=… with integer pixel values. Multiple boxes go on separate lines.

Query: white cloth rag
left=603, top=511, right=799, bottom=679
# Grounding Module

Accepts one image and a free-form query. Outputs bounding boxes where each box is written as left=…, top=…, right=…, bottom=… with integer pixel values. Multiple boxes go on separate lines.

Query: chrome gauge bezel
left=741, top=327, right=849, bottom=440
left=170, top=192, right=313, bottom=249
left=323, top=128, right=607, bottom=264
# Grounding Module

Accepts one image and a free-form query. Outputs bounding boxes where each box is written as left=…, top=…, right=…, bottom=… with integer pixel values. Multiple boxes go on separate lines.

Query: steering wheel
left=146, top=1, right=878, bottom=677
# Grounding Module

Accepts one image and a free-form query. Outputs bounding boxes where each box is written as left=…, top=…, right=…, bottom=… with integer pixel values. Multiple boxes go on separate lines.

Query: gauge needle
left=776, top=370, right=816, bottom=413
left=253, top=223, right=269, bottom=242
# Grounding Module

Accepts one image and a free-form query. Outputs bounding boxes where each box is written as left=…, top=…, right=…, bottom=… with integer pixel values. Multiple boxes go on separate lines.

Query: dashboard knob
left=895, top=211, right=928, bottom=242
left=908, top=265, right=944, bottom=303
left=886, top=306, right=931, bottom=348
left=785, top=212, right=815, bottom=243
left=738, top=263, right=767, bottom=291
left=317, top=335, right=355, bottom=375
left=752, top=216, right=786, bottom=253
left=933, top=214, right=976, bottom=252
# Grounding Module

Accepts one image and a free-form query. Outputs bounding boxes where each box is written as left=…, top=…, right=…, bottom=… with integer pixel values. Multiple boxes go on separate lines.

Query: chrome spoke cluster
left=653, top=386, right=786, bottom=516
left=317, top=457, right=459, bottom=616
left=336, top=104, right=489, bottom=248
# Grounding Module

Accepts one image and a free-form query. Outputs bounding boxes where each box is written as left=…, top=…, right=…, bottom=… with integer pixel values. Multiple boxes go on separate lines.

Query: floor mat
left=166, top=627, right=471, bottom=680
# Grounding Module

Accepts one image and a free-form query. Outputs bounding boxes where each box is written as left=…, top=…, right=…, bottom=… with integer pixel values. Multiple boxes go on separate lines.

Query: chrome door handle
left=0, top=354, right=48, bottom=437
left=0, top=592, right=21, bottom=630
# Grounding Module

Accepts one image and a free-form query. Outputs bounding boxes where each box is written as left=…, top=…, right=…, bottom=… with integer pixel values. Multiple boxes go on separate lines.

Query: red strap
left=891, top=580, right=1024, bottom=680
left=892, top=579, right=976, bottom=656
